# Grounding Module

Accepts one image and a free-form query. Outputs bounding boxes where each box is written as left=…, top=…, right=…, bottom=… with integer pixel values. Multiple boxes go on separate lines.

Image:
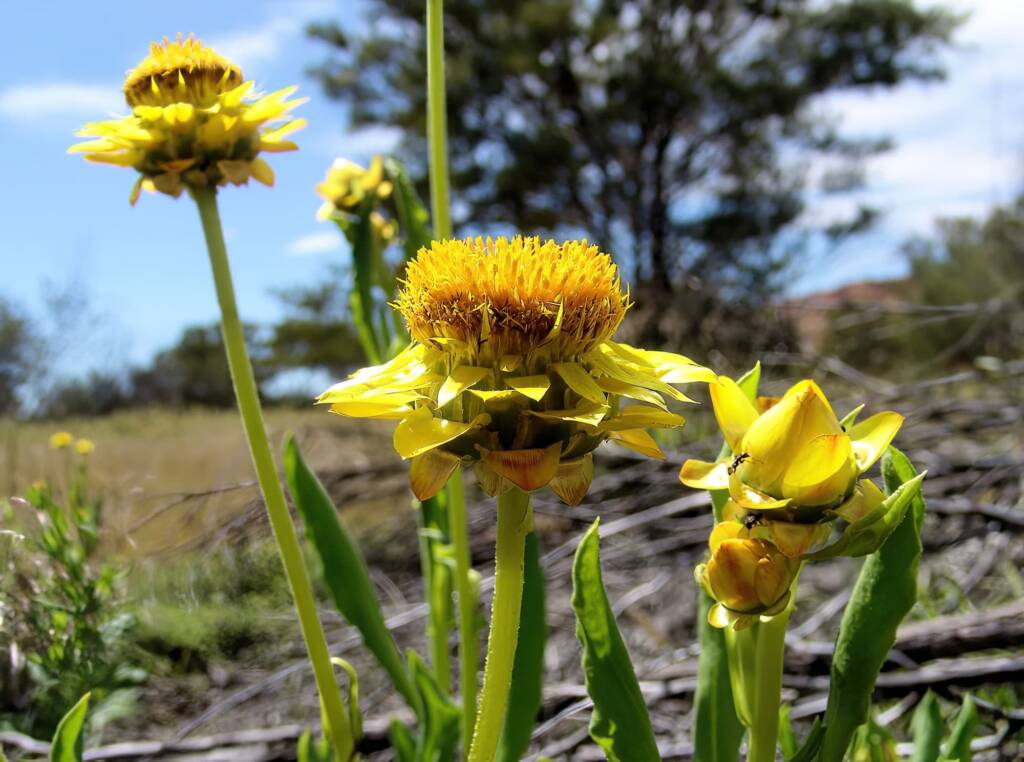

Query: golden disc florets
left=123, top=34, right=243, bottom=108
left=396, top=237, right=629, bottom=360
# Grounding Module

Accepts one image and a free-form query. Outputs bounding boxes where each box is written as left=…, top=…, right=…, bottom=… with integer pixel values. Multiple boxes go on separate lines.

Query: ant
left=728, top=452, right=751, bottom=475
left=742, top=513, right=765, bottom=531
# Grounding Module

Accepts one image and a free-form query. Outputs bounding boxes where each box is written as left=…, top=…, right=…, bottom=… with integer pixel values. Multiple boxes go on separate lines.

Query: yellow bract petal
left=728, top=470, right=792, bottom=511
left=506, top=374, right=550, bottom=402
left=599, top=404, right=684, bottom=432
left=394, top=408, right=489, bottom=459
left=849, top=411, right=904, bottom=473
left=479, top=442, right=561, bottom=492
left=409, top=449, right=462, bottom=500
left=329, top=400, right=411, bottom=419
left=833, top=479, right=886, bottom=524
left=438, top=365, right=491, bottom=406
left=679, top=459, right=730, bottom=490
left=765, top=521, right=830, bottom=558
left=708, top=521, right=744, bottom=553
left=528, top=401, right=609, bottom=428
left=549, top=453, right=594, bottom=506
left=250, top=157, right=275, bottom=186
left=640, top=349, right=717, bottom=384
left=709, top=376, right=759, bottom=452
left=551, top=362, right=606, bottom=404
left=608, top=428, right=664, bottom=459
left=781, top=433, right=858, bottom=507
left=596, top=377, right=667, bottom=409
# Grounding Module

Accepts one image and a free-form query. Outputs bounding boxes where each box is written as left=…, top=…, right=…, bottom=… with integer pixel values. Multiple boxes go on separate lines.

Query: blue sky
left=2, top=0, right=1021, bottom=374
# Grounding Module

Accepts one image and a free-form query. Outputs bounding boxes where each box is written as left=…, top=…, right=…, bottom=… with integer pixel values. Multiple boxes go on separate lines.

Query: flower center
left=123, top=34, right=243, bottom=108
left=396, top=237, right=629, bottom=360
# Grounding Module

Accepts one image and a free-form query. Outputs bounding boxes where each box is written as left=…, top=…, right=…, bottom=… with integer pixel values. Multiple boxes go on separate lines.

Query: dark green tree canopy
left=309, top=0, right=956, bottom=301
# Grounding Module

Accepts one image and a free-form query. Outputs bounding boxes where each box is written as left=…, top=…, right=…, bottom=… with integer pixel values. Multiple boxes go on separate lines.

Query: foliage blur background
left=1, top=0, right=1021, bottom=757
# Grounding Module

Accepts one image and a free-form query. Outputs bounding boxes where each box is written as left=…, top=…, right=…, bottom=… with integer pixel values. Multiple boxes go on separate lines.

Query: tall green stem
left=746, top=608, right=792, bottom=762
left=192, top=187, right=352, bottom=762
left=425, top=0, right=477, bottom=753
left=468, top=487, right=532, bottom=762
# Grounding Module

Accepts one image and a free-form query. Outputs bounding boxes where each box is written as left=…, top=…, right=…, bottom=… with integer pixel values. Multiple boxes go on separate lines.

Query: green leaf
left=571, top=519, right=660, bottom=762
left=806, top=472, right=925, bottom=560
left=343, top=213, right=384, bottom=363
left=496, top=531, right=547, bottom=762
left=296, top=730, right=333, bottom=762
left=849, top=715, right=896, bottom=762
left=284, top=437, right=418, bottom=713
left=384, top=156, right=433, bottom=261
left=50, top=692, right=90, bottom=762
left=389, top=719, right=417, bottom=762
left=779, top=705, right=797, bottom=759
left=911, top=691, right=942, bottom=762
left=817, top=446, right=927, bottom=761
left=408, top=650, right=460, bottom=761
left=789, top=717, right=825, bottom=762
left=736, top=361, right=761, bottom=400
left=692, top=587, right=744, bottom=762
left=940, top=694, right=977, bottom=762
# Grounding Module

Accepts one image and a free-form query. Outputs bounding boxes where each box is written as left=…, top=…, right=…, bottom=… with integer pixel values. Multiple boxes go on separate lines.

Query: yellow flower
left=74, top=438, right=96, bottom=456
left=698, top=522, right=800, bottom=630
left=680, top=376, right=904, bottom=555
left=49, top=431, right=73, bottom=450
left=319, top=236, right=714, bottom=505
left=68, top=34, right=305, bottom=203
left=316, top=156, right=394, bottom=220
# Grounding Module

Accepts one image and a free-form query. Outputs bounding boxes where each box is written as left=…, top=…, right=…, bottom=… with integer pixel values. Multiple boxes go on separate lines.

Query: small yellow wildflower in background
left=74, top=439, right=96, bottom=456
left=68, top=34, right=305, bottom=203
left=315, top=156, right=393, bottom=220
left=49, top=432, right=73, bottom=450
left=320, top=236, right=714, bottom=505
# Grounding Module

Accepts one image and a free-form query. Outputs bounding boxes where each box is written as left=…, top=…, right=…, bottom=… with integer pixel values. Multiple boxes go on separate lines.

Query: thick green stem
left=426, top=0, right=451, bottom=239
left=447, top=470, right=477, bottom=752
left=192, top=187, right=352, bottom=761
left=746, top=610, right=792, bottom=762
left=468, top=488, right=532, bottom=762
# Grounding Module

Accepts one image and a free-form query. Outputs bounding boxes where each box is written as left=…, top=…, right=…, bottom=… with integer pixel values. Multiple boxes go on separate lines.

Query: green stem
left=746, top=609, right=792, bottom=762
left=448, top=469, right=477, bottom=752
left=426, top=0, right=451, bottom=239
left=419, top=494, right=452, bottom=691
left=468, top=487, right=532, bottom=762
left=192, top=187, right=352, bottom=762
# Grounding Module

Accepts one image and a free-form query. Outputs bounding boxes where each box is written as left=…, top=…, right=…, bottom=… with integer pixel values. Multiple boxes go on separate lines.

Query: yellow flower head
left=320, top=236, right=714, bottom=505
left=74, top=438, right=96, bottom=456
left=316, top=156, right=394, bottom=220
left=699, top=522, right=800, bottom=630
left=680, top=376, right=904, bottom=557
left=49, top=431, right=73, bottom=450
left=69, top=34, right=306, bottom=203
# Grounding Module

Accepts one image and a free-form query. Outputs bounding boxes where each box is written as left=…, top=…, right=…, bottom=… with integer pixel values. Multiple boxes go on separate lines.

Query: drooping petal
left=849, top=411, right=904, bottom=473
left=679, top=459, right=730, bottom=490
left=528, top=402, right=609, bottom=428
left=548, top=453, right=594, bottom=505
left=729, top=470, right=792, bottom=511
left=596, top=377, right=668, bottom=409
left=709, top=376, right=759, bottom=452
left=833, top=479, right=886, bottom=524
left=438, top=365, right=491, bottom=406
left=764, top=521, right=830, bottom=558
left=598, top=404, right=684, bottom=432
left=393, top=408, right=489, bottom=459
left=551, top=362, right=606, bottom=404
left=608, top=428, right=665, bottom=459
left=506, top=374, right=551, bottom=402
left=409, top=449, right=462, bottom=500
left=329, top=398, right=413, bottom=419
left=479, top=442, right=561, bottom=492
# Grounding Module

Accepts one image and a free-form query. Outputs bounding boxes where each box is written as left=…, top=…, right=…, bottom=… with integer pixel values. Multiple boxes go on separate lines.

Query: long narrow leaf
left=818, top=446, right=926, bottom=761
left=572, top=519, right=660, bottom=762
left=692, top=588, right=744, bottom=762
left=940, top=694, right=977, bottom=762
left=910, top=691, right=942, bottom=762
left=496, top=531, right=547, bottom=762
left=284, top=436, right=418, bottom=712
left=50, top=693, right=90, bottom=762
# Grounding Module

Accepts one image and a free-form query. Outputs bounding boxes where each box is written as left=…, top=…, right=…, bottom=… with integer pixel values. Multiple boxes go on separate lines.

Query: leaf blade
left=50, top=693, right=90, bottom=762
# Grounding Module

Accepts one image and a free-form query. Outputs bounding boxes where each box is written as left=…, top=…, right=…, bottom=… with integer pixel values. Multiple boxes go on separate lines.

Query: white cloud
left=0, top=82, right=122, bottom=120
left=287, top=230, right=342, bottom=257
left=331, top=126, right=405, bottom=159
left=207, top=1, right=337, bottom=71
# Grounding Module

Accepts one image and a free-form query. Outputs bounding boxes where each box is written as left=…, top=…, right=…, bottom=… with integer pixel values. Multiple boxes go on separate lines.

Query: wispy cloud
left=287, top=230, right=342, bottom=257
left=0, top=82, right=122, bottom=121
left=208, top=0, right=337, bottom=71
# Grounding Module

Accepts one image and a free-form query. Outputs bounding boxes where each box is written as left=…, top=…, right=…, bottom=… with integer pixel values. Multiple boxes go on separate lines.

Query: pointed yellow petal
left=528, top=401, right=608, bottom=428
left=596, top=377, right=668, bottom=409
left=479, top=442, right=561, bottom=492
left=551, top=362, right=605, bottom=404
left=709, top=376, right=759, bottom=452
left=608, top=428, right=665, bottom=459
left=849, top=411, right=904, bottom=473
left=765, top=521, right=830, bottom=558
left=781, top=433, right=858, bottom=507
left=548, top=454, right=594, bottom=506
left=679, top=459, right=730, bottom=490
left=329, top=400, right=411, bottom=419
left=833, top=479, right=886, bottom=524
left=728, top=471, right=791, bottom=511
left=409, top=449, right=462, bottom=500
left=708, top=521, right=745, bottom=553
left=506, top=374, right=550, bottom=402
left=250, top=157, right=275, bottom=187
left=639, top=349, right=717, bottom=384
left=438, top=365, right=491, bottom=406
left=394, top=408, right=488, bottom=459
left=599, top=404, right=684, bottom=432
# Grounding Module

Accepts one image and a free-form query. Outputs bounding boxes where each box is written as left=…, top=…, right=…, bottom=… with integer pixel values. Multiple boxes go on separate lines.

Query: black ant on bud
left=728, top=452, right=751, bottom=475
